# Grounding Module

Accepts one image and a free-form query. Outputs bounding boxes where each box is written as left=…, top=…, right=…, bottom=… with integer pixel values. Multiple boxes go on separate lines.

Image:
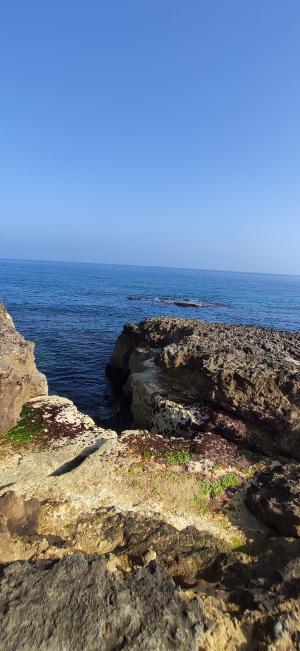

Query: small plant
left=141, top=449, right=152, bottom=460
left=213, top=472, right=239, bottom=496
left=231, top=535, right=246, bottom=551
left=166, top=471, right=178, bottom=481
left=165, top=471, right=183, bottom=484
left=149, top=471, right=158, bottom=482
left=194, top=472, right=239, bottom=506
left=166, top=450, right=190, bottom=465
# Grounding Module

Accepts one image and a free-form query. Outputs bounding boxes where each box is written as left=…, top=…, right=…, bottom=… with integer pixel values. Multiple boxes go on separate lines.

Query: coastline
left=0, top=305, right=299, bottom=648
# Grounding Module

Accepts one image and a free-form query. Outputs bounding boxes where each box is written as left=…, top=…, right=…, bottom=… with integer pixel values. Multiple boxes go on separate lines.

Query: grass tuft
left=194, top=472, right=239, bottom=506
left=141, top=449, right=153, bottom=460
left=166, top=450, right=190, bottom=465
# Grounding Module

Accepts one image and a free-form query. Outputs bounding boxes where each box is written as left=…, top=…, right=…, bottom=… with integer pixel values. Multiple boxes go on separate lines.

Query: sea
left=1, top=258, right=299, bottom=427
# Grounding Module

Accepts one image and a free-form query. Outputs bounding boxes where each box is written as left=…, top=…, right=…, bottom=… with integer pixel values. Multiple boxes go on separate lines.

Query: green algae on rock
left=5, top=404, right=41, bottom=444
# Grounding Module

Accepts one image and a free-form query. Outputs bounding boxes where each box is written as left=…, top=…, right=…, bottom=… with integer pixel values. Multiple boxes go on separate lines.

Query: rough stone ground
left=1, top=313, right=300, bottom=649
left=0, top=396, right=270, bottom=561
left=246, top=464, right=300, bottom=537
left=1, top=395, right=300, bottom=649
left=0, top=555, right=206, bottom=651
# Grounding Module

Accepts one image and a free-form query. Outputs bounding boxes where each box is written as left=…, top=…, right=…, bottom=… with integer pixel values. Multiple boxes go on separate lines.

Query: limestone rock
left=0, top=490, right=40, bottom=535
left=0, top=304, right=47, bottom=435
left=108, top=317, right=300, bottom=458
left=0, top=554, right=205, bottom=650
left=0, top=394, right=117, bottom=494
left=196, top=537, right=300, bottom=649
left=2, top=307, right=300, bottom=649
left=246, top=464, right=300, bottom=537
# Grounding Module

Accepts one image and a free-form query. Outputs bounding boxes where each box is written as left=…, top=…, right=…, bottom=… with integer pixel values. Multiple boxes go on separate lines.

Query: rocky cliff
left=0, top=304, right=48, bottom=434
left=107, top=317, right=300, bottom=459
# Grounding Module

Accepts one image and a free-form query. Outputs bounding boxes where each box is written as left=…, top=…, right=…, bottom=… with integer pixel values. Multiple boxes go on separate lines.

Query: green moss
left=166, top=450, right=190, bottom=465
left=194, top=472, right=239, bottom=506
left=6, top=404, right=41, bottom=444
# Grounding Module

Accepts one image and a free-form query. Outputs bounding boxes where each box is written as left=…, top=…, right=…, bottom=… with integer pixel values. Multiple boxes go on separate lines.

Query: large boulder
left=108, top=317, right=300, bottom=459
left=0, top=305, right=47, bottom=434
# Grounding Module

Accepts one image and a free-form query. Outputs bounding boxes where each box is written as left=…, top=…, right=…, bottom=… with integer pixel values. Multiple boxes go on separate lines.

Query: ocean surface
left=1, top=259, right=299, bottom=426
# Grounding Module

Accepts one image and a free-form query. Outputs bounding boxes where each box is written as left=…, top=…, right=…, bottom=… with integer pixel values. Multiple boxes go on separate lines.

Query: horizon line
left=0, top=256, right=299, bottom=279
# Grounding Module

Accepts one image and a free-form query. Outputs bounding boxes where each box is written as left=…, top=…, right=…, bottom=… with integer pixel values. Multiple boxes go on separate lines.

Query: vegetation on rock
left=6, top=404, right=41, bottom=444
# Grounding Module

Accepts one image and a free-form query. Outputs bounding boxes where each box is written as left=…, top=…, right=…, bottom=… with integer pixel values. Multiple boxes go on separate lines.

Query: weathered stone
left=108, top=317, right=300, bottom=458
left=246, top=464, right=300, bottom=537
left=0, top=490, right=40, bottom=534
left=0, top=555, right=205, bottom=650
left=0, top=304, right=47, bottom=435
left=2, top=309, right=300, bottom=649
left=196, top=536, right=300, bottom=649
left=187, top=459, right=215, bottom=474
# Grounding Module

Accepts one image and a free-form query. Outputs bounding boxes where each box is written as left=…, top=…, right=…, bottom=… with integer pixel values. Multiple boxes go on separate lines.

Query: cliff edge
left=107, top=317, right=300, bottom=459
left=0, top=304, right=48, bottom=434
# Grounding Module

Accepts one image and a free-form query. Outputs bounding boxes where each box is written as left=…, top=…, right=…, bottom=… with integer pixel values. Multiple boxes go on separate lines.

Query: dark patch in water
left=128, top=296, right=229, bottom=309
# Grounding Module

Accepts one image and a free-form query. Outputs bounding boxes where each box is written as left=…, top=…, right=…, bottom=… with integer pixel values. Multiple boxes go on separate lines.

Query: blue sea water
left=0, top=259, right=299, bottom=425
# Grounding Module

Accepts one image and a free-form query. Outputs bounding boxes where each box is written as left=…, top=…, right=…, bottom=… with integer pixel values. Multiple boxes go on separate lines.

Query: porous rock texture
left=0, top=304, right=47, bottom=434
left=107, top=317, right=300, bottom=459
left=246, top=463, right=300, bottom=537
left=0, top=555, right=204, bottom=650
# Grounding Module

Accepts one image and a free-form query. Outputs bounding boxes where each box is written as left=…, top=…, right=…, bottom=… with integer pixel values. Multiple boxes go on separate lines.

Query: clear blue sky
left=0, top=1, right=299, bottom=274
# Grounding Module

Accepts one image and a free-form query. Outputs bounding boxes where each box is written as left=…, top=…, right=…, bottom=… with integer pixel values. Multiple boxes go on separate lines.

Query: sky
left=0, top=1, right=299, bottom=274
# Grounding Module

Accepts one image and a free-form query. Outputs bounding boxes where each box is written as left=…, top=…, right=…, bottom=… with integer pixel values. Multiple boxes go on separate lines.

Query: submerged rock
left=246, top=464, right=300, bottom=537
left=0, top=304, right=47, bottom=435
left=108, top=317, right=300, bottom=459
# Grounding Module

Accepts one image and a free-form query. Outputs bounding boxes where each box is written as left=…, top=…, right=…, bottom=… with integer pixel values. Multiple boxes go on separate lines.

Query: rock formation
left=107, top=317, right=300, bottom=459
left=1, top=309, right=300, bottom=649
left=0, top=304, right=47, bottom=435
left=0, top=555, right=204, bottom=650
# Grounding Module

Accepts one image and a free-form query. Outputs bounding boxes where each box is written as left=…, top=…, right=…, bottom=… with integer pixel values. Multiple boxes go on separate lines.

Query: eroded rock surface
left=0, top=555, right=205, bottom=650
left=0, top=304, right=47, bottom=434
left=246, top=464, right=300, bottom=537
left=108, top=317, right=300, bottom=459
left=1, top=311, right=300, bottom=649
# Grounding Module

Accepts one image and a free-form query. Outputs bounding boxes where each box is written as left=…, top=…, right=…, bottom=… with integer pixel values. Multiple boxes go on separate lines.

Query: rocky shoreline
left=0, top=307, right=299, bottom=649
